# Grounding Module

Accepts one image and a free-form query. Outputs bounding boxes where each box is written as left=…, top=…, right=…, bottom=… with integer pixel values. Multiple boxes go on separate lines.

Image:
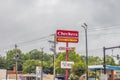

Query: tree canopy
left=0, top=48, right=118, bottom=76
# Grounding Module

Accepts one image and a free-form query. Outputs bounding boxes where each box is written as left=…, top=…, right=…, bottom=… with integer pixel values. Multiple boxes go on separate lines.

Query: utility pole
left=48, top=34, right=56, bottom=80
left=14, top=44, right=19, bottom=80
left=103, top=47, right=106, bottom=74
left=81, top=23, right=88, bottom=80
left=41, top=48, right=44, bottom=80
left=103, top=45, right=120, bottom=74
left=6, top=51, right=8, bottom=80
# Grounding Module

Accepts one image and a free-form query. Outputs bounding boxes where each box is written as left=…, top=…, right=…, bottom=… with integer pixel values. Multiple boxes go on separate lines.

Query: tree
left=69, top=62, right=86, bottom=80
left=69, top=73, right=79, bottom=80
left=43, top=54, right=53, bottom=74
left=24, top=49, right=54, bottom=74
left=22, top=60, right=40, bottom=73
left=26, top=49, right=53, bottom=65
left=71, top=62, right=86, bottom=76
left=80, top=55, right=86, bottom=63
left=6, top=49, right=25, bottom=71
left=28, top=49, right=42, bottom=60
left=88, top=56, right=103, bottom=65
left=0, top=55, right=6, bottom=69
left=55, top=51, right=81, bottom=75
left=106, top=55, right=115, bottom=65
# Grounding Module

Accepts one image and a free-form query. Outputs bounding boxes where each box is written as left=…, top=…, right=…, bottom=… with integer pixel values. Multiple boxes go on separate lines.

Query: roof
left=88, top=65, right=120, bottom=70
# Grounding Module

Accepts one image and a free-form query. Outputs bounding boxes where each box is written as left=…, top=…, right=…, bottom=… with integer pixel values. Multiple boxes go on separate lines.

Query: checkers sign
left=56, top=30, right=79, bottom=43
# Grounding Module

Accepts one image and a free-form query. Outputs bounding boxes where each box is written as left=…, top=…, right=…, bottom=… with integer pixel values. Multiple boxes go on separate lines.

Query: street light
left=81, top=23, right=88, bottom=80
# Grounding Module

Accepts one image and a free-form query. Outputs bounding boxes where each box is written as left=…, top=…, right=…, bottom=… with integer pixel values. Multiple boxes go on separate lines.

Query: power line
left=78, top=24, right=120, bottom=36
left=88, top=24, right=120, bottom=31
left=18, top=38, right=52, bottom=49
left=0, top=34, right=54, bottom=53
left=88, top=24, right=120, bottom=30
left=17, top=34, right=53, bottom=45
left=80, top=32, right=120, bottom=36
left=79, top=48, right=102, bottom=53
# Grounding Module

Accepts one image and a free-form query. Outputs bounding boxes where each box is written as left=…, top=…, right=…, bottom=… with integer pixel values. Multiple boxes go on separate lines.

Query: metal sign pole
left=65, top=42, right=69, bottom=80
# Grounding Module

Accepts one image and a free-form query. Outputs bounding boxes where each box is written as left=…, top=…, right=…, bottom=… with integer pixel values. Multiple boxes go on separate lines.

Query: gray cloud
left=91, top=0, right=120, bottom=25
left=0, top=0, right=120, bottom=57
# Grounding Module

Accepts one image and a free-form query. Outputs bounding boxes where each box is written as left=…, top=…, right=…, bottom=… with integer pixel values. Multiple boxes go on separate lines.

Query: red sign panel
left=56, top=30, right=79, bottom=43
left=57, top=30, right=79, bottom=37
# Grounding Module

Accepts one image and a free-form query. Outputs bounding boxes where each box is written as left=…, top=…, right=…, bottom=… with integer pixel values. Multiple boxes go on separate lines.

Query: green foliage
left=26, top=49, right=53, bottom=64
left=5, top=48, right=54, bottom=74
left=72, top=62, right=86, bottom=76
left=106, top=55, right=115, bottom=65
left=1, top=48, right=116, bottom=75
left=88, top=71, right=100, bottom=79
left=6, top=49, right=25, bottom=71
left=43, top=64, right=53, bottom=74
left=88, top=56, right=103, bottom=65
left=29, top=49, right=43, bottom=60
left=0, top=55, right=6, bottom=69
left=22, top=60, right=40, bottom=73
left=69, top=73, right=79, bottom=80
left=6, top=50, right=16, bottom=70
left=24, top=53, right=31, bottom=60
left=80, top=55, right=86, bottom=63
left=88, top=71, right=96, bottom=78
left=25, top=49, right=53, bottom=74
left=69, top=62, right=86, bottom=80
left=56, top=51, right=81, bottom=75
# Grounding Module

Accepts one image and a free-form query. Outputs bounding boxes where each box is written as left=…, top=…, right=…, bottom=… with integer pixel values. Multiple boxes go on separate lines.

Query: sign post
left=66, top=42, right=68, bottom=80
left=56, top=30, right=79, bottom=80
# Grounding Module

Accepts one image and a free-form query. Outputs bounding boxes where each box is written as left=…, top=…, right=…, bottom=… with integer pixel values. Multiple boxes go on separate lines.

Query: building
left=7, top=66, right=22, bottom=80
left=88, top=65, right=120, bottom=80
left=0, top=69, right=6, bottom=80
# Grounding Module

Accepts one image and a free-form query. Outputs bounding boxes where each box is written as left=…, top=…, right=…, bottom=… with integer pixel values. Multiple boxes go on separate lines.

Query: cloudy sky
left=0, top=0, right=120, bottom=59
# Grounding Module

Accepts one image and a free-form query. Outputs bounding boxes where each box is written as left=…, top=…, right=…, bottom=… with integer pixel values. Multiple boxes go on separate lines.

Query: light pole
left=81, top=23, right=88, bottom=80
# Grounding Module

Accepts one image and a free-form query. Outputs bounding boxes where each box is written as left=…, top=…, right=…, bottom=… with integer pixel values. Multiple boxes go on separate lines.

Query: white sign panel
left=100, top=74, right=107, bottom=80
left=59, top=47, right=75, bottom=50
left=61, top=61, right=74, bottom=69
left=36, top=66, right=41, bottom=78
left=0, top=69, right=6, bottom=79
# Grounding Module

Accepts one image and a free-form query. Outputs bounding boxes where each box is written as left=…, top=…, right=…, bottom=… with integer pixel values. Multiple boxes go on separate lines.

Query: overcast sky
left=0, top=0, right=120, bottom=59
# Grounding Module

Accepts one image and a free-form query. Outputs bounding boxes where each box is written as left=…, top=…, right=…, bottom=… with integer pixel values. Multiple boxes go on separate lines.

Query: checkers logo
left=56, top=30, right=79, bottom=43
left=57, top=30, right=78, bottom=37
